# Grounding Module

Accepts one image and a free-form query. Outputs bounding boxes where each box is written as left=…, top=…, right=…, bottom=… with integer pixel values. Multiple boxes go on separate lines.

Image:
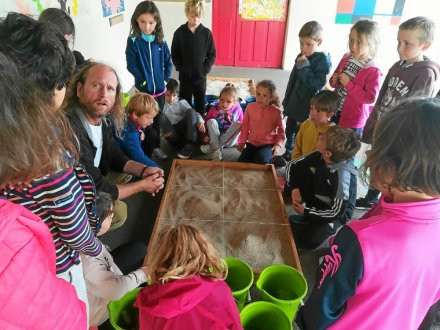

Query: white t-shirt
left=88, top=122, right=103, bottom=167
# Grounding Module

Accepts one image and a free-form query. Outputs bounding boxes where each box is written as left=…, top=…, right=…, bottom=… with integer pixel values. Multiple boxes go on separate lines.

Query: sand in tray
left=171, top=166, right=223, bottom=187
left=223, top=168, right=275, bottom=189
left=224, top=222, right=296, bottom=271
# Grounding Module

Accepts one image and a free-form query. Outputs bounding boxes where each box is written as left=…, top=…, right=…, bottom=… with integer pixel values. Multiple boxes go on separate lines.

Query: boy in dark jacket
left=171, top=0, right=216, bottom=116
left=282, top=21, right=331, bottom=160
left=285, top=126, right=360, bottom=249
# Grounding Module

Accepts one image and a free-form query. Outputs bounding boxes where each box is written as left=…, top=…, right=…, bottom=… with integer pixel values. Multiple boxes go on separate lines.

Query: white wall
left=283, top=0, right=440, bottom=74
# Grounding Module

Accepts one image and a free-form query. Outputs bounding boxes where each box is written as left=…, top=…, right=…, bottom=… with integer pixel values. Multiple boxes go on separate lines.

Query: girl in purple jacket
left=330, top=20, right=382, bottom=135
left=135, top=224, right=241, bottom=329
left=297, top=97, right=440, bottom=329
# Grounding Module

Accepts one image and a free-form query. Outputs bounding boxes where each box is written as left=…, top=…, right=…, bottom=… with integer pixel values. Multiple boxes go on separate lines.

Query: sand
left=156, top=163, right=297, bottom=271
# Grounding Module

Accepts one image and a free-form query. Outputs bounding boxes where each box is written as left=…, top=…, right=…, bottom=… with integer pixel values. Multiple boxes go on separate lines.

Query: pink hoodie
left=331, top=197, right=440, bottom=329
left=135, top=275, right=242, bottom=330
left=0, top=199, right=87, bottom=329
left=330, top=53, right=382, bottom=129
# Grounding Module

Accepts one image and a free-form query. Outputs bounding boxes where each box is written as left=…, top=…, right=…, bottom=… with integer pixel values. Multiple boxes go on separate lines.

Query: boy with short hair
left=292, top=90, right=339, bottom=159
left=282, top=20, right=332, bottom=160
left=357, top=16, right=440, bottom=208
left=171, top=0, right=216, bottom=116
left=285, top=126, right=360, bottom=249
left=161, top=78, right=205, bottom=159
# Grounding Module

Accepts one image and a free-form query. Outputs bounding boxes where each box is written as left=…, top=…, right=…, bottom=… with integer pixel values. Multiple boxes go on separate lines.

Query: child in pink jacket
left=237, top=80, right=285, bottom=164
left=297, top=98, right=440, bottom=329
left=330, top=20, right=382, bottom=135
left=135, top=224, right=241, bottom=329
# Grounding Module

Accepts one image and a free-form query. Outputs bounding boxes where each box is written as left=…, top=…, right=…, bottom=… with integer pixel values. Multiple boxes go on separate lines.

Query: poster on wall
left=240, top=0, right=288, bottom=21
left=5, top=0, right=79, bottom=16
left=335, top=0, right=406, bottom=25
left=101, top=0, right=125, bottom=18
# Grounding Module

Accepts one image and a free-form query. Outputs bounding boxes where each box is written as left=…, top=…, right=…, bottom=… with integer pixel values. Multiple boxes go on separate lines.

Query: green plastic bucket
left=240, top=301, right=292, bottom=330
left=108, top=287, right=141, bottom=330
left=256, top=264, right=307, bottom=322
left=224, top=257, right=254, bottom=311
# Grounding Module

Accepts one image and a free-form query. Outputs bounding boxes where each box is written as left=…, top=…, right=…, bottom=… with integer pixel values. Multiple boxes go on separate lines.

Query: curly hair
left=0, top=52, right=78, bottom=186
left=130, top=1, right=164, bottom=43
left=146, top=224, right=227, bottom=283
left=362, top=97, right=440, bottom=195
left=63, top=62, right=125, bottom=133
left=0, top=12, right=75, bottom=106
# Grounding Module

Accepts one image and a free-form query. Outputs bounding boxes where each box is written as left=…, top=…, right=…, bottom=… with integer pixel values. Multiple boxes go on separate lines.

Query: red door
left=212, top=0, right=289, bottom=68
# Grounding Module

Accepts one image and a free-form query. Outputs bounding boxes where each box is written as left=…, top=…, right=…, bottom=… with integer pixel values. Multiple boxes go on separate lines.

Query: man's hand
left=197, top=122, right=206, bottom=133
left=291, top=188, right=302, bottom=204
left=142, top=166, right=164, bottom=178
left=139, top=172, right=164, bottom=196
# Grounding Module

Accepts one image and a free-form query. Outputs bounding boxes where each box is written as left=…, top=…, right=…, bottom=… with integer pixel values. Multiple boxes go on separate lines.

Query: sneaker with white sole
left=200, top=144, right=211, bottom=154
left=153, top=148, right=168, bottom=160
left=211, top=148, right=222, bottom=161
left=177, top=144, right=194, bottom=159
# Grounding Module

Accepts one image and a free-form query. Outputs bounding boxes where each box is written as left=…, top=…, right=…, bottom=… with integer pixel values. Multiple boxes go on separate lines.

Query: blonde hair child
left=201, top=84, right=244, bottom=161
left=135, top=224, right=241, bottom=329
left=237, top=80, right=285, bottom=164
left=330, top=19, right=382, bottom=135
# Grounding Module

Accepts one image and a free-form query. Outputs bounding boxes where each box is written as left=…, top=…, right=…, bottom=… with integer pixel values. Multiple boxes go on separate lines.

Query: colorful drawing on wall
left=101, top=0, right=125, bottom=18
left=335, top=0, right=406, bottom=25
left=241, top=0, right=288, bottom=21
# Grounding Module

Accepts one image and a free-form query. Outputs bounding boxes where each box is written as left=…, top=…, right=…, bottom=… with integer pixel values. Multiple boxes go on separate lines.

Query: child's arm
left=121, top=129, right=160, bottom=168
left=296, top=53, right=332, bottom=91
left=296, top=226, right=363, bottom=329
left=344, top=67, right=382, bottom=105
left=237, top=105, right=251, bottom=147
left=329, top=55, right=348, bottom=89
left=125, top=38, right=146, bottom=87
left=406, top=68, right=439, bottom=98
left=163, top=42, right=173, bottom=83
left=274, top=109, right=285, bottom=149
left=285, top=151, right=323, bottom=188
left=171, top=31, right=182, bottom=72
left=203, top=30, right=216, bottom=75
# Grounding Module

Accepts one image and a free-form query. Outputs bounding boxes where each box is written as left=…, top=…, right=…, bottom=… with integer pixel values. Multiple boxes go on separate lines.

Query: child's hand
left=292, top=200, right=305, bottom=215
left=338, top=73, right=351, bottom=86
left=331, top=73, right=339, bottom=85
left=197, top=122, right=206, bottom=133
left=237, top=143, right=245, bottom=152
left=291, top=188, right=302, bottom=204
left=296, top=54, right=307, bottom=63
left=272, top=144, right=281, bottom=155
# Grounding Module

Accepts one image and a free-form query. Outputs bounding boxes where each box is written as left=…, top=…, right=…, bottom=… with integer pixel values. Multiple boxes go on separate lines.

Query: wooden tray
left=145, top=159, right=301, bottom=273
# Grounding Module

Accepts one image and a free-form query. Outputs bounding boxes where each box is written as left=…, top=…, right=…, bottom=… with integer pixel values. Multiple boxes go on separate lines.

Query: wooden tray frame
left=144, top=159, right=302, bottom=273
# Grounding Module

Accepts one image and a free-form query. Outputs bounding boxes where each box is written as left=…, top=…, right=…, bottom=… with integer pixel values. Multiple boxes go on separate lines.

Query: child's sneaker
left=153, top=148, right=168, bottom=160
left=211, top=148, right=222, bottom=161
left=200, top=144, right=211, bottom=154
left=177, top=144, right=194, bottom=159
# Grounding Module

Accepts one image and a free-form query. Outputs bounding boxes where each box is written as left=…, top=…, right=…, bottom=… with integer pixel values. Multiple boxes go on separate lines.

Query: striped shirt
left=2, top=165, right=102, bottom=274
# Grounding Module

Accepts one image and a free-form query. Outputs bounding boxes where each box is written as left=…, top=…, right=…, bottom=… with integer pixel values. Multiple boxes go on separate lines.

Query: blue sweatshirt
left=126, top=36, right=172, bottom=95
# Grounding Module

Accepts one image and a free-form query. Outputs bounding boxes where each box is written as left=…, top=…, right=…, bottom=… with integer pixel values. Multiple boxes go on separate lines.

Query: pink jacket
left=330, top=54, right=382, bottom=128
left=0, top=199, right=87, bottom=329
left=333, top=197, right=440, bottom=329
left=238, top=102, right=285, bottom=147
left=135, top=275, right=242, bottom=330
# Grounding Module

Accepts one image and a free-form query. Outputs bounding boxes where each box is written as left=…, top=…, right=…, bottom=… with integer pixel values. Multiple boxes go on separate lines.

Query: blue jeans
left=237, top=143, right=273, bottom=164
left=284, top=117, right=301, bottom=156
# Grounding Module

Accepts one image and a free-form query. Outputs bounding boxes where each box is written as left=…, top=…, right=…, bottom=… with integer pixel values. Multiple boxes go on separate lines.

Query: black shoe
left=282, top=152, right=291, bottom=161
left=355, top=197, right=375, bottom=209
left=272, top=155, right=287, bottom=168
left=177, top=144, right=193, bottom=159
